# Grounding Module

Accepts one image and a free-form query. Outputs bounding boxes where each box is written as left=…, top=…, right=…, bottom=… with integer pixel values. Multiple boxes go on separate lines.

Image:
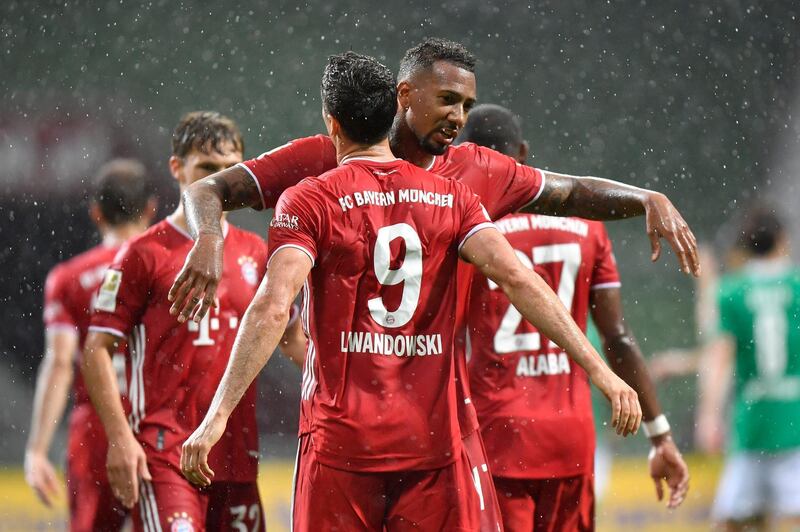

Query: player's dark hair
left=321, top=51, right=397, bottom=145
left=398, top=37, right=476, bottom=81
left=171, top=111, right=244, bottom=158
left=92, top=159, right=152, bottom=226
left=738, top=206, right=785, bottom=256
left=456, top=104, right=523, bottom=157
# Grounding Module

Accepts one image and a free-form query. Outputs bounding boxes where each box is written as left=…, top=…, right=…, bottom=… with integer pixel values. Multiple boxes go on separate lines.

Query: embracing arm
left=590, top=287, right=689, bottom=508
left=461, top=228, right=642, bottom=435
left=25, top=329, right=78, bottom=506
left=169, top=166, right=262, bottom=322
left=525, top=172, right=700, bottom=276
left=696, top=334, right=734, bottom=454
left=181, top=248, right=311, bottom=486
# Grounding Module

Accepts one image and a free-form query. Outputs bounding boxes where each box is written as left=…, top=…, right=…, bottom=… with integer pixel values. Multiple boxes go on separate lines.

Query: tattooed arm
left=525, top=171, right=700, bottom=276
left=168, top=165, right=261, bottom=322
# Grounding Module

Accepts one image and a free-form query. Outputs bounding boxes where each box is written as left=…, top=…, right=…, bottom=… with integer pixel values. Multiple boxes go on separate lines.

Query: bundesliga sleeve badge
left=95, top=269, right=122, bottom=312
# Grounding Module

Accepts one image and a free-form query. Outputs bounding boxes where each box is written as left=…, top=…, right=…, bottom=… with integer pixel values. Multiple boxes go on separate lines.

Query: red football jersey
left=44, top=244, right=127, bottom=481
left=267, top=157, right=494, bottom=473
left=89, top=219, right=267, bottom=482
left=241, top=136, right=545, bottom=439
left=467, top=213, right=620, bottom=479
left=44, top=244, right=121, bottom=407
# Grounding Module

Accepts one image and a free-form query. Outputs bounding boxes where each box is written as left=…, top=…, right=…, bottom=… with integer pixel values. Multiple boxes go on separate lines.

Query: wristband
left=642, top=414, right=670, bottom=438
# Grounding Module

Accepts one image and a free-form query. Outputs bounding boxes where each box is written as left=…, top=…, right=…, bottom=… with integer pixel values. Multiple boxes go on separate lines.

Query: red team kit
left=43, top=244, right=129, bottom=531
left=89, top=219, right=266, bottom=531
left=63, top=132, right=608, bottom=530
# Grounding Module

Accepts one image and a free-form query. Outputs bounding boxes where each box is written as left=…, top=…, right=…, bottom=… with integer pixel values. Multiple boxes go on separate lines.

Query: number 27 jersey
left=268, top=157, right=494, bottom=473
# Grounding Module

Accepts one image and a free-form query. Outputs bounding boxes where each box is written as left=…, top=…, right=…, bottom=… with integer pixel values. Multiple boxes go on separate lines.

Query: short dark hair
left=92, top=159, right=152, bottom=226
left=398, top=38, right=476, bottom=81
left=456, top=104, right=523, bottom=157
left=171, top=111, right=244, bottom=158
left=738, top=206, right=785, bottom=256
left=321, top=51, right=397, bottom=145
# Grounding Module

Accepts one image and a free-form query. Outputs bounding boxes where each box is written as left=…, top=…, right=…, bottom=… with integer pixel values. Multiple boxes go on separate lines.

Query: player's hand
left=590, top=368, right=642, bottom=436
left=648, top=434, right=690, bottom=508
left=181, top=416, right=225, bottom=487
left=24, top=450, right=61, bottom=507
left=106, top=432, right=151, bottom=509
left=168, top=233, right=223, bottom=323
left=644, top=192, right=700, bottom=277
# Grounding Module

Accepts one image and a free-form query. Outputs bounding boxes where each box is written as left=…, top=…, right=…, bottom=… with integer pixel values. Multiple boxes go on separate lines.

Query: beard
left=419, top=130, right=449, bottom=156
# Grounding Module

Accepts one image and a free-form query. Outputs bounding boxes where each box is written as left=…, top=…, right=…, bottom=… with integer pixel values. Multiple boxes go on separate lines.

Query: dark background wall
left=1, top=0, right=799, bottom=460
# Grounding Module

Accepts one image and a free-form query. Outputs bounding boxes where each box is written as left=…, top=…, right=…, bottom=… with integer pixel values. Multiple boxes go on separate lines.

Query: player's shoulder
left=252, top=134, right=334, bottom=160
left=48, top=243, right=112, bottom=282
left=113, top=219, right=178, bottom=263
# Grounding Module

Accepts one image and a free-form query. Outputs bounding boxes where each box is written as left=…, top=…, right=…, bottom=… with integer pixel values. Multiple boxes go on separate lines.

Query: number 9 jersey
left=267, top=157, right=494, bottom=473
left=467, top=213, right=620, bottom=480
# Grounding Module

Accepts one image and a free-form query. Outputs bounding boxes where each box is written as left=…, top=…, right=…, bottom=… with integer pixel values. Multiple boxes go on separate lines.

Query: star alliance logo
left=270, top=213, right=299, bottom=230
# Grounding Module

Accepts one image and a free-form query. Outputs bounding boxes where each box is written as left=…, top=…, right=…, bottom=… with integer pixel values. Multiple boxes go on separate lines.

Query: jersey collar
left=166, top=216, right=229, bottom=241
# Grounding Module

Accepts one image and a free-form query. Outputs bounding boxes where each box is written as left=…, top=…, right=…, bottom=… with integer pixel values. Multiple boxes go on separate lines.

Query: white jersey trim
left=45, top=323, right=80, bottom=335
left=128, top=324, right=146, bottom=434
left=591, top=281, right=622, bottom=290
left=237, top=162, right=268, bottom=211
left=458, top=222, right=497, bottom=252
left=269, top=244, right=315, bottom=268
left=340, top=155, right=401, bottom=165
left=520, top=168, right=548, bottom=211
left=165, top=216, right=229, bottom=241
left=88, top=325, right=126, bottom=338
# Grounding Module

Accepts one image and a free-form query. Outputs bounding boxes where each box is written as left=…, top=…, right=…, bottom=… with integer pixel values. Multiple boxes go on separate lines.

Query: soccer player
left=697, top=208, right=800, bottom=531
left=82, top=112, right=270, bottom=532
left=168, top=38, right=698, bottom=529
left=180, top=50, right=640, bottom=532
left=459, top=104, right=689, bottom=531
left=25, top=159, right=155, bottom=531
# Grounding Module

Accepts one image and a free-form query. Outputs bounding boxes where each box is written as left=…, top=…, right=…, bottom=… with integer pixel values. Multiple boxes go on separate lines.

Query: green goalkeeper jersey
left=717, top=259, right=800, bottom=452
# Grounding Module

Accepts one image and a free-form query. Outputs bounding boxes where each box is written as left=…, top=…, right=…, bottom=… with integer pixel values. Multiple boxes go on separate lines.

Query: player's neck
left=389, top=121, right=435, bottom=170
left=169, top=204, right=226, bottom=236
left=101, top=223, right=146, bottom=247
left=336, top=138, right=396, bottom=165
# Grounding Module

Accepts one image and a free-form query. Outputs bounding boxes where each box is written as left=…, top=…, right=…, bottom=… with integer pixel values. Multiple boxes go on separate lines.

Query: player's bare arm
left=461, top=227, right=642, bottom=436
left=81, top=331, right=151, bottom=508
left=168, top=165, right=260, bottom=322
left=25, top=329, right=77, bottom=506
left=278, top=309, right=307, bottom=369
left=590, top=287, right=689, bottom=508
left=525, top=172, right=700, bottom=277
left=181, top=247, right=311, bottom=487
left=696, top=334, right=735, bottom=454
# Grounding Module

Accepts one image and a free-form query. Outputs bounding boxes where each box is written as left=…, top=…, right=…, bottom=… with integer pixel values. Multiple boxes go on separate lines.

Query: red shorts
left=206, top=482, right=265, bottom=532
left=461, top=430, right=504, bottom=532
left=494, top=474, right=594, bottom=532
left=133, top=475, right=207, bottom=532
left=66, top=407, right=127, bottom=532
left=292, top=434, right=479, bottom=531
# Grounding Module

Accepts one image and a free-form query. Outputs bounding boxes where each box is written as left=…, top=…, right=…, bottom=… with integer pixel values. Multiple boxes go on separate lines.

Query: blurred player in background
left=25, top=159, right=155, bottom=531
left=168, top=38, right=698, bottom=531
left=181, top=51, right=641, bottom=531
left=697, top=207, right=800, bottom=531
left=458, top=104, right=689, bottom=531
left=82, top=111, right=286, bottom=532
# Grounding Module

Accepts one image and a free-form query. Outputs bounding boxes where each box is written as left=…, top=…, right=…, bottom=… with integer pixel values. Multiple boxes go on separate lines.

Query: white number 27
left=489, top=243, right=582, bottom=353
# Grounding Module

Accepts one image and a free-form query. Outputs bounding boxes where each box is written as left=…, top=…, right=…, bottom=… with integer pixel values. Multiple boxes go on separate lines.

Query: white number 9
left=368, top=223, right=423, bottom=328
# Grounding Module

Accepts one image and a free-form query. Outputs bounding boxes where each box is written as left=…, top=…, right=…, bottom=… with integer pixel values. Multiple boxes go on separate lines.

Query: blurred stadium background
left=1, top=1, right=798, bottom=530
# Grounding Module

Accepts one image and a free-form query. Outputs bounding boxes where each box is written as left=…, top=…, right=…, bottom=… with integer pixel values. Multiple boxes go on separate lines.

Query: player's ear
left=517, top=141, right=529, bottom=165
left=89, top=202, right=105, bottom=227
left=397, top=81, right=412, bottom=112
left=143, top=197, right=158, bottom=225
left=168, top=155, right=183, bottom=182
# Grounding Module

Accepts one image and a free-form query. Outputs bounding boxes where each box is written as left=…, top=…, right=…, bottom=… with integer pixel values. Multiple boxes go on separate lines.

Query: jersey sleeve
left=590, top=223, right=621, bottom=289
left=267, top=183, right=324, bottom=267
left=474, top=144, right=546, bottom=219
left=42, top=266, right=79, bottom=333
left=238, top=135, right=338, bottom=211
left=89, top=244, right=150, bottom=338
left=455, top=183, right=495, bottom=251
